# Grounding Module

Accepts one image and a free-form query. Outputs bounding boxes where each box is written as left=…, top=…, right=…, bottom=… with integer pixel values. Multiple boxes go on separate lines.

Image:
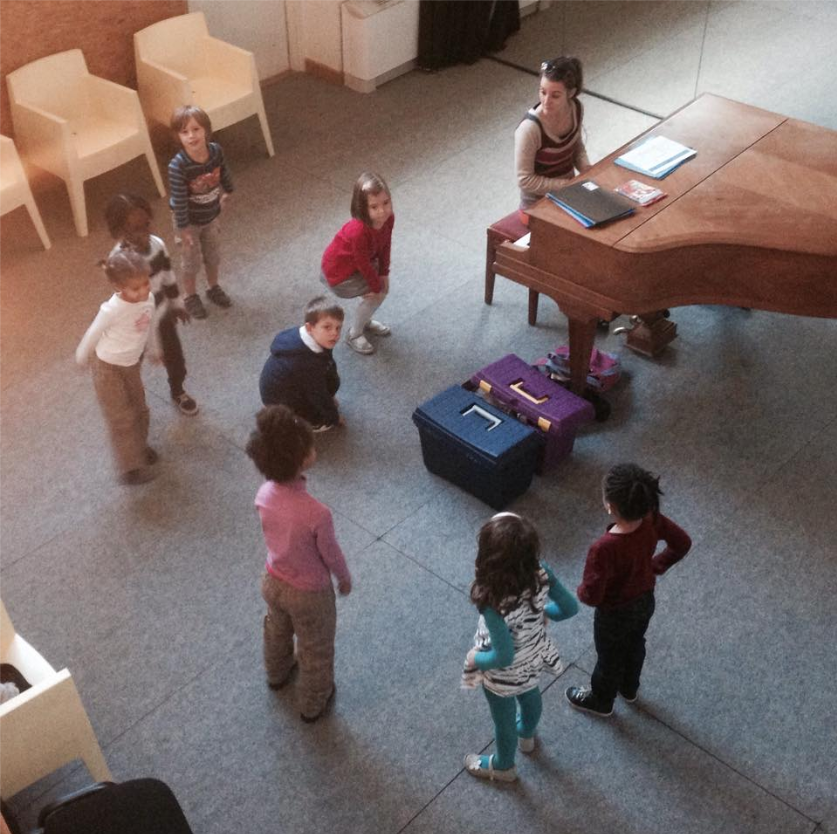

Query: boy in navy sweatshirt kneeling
left=260, top=297, right=344, bottom=432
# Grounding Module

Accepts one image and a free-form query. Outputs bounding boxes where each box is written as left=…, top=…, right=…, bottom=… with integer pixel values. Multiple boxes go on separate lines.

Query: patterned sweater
left=168, top=142, right=234, bottom=228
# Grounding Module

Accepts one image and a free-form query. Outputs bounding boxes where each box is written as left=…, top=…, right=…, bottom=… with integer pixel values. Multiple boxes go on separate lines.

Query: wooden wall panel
left=0, top=0, right=187, bottom=136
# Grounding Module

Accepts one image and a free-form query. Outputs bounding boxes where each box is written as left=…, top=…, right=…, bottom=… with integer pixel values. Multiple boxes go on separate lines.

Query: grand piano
left=492, top=94, right=837, bottom=396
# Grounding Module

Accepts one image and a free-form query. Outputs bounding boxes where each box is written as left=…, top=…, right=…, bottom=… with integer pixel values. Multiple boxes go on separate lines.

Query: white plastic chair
left=0, top=599, right=112, bottom=800
left=0, top=135, right=51, bottom=249
left=6, top=49, right=166, bottom=237
left=134, top=12, right=274, bottom=157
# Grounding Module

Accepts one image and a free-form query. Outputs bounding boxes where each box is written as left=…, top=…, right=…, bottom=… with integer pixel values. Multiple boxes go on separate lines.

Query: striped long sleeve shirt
left=168, top=142, right=234, bottom=229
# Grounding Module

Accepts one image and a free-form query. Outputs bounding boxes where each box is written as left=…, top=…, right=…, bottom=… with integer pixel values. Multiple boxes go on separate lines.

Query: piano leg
left=566, top=315, right=597, bottom=396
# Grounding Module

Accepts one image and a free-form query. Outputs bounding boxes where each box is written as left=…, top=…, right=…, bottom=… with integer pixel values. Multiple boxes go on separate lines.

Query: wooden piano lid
left=527, top=95, right=837, bottom=258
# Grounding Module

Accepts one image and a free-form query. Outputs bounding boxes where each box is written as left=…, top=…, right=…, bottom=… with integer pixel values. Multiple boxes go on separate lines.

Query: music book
left=615, top=179, right=667, bottom=206
left=547, top=180, right=635, bottom=228
left=615, top=135, right=696, bottom=179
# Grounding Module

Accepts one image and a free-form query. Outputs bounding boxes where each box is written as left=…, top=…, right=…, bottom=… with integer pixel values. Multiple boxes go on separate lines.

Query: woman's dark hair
left=350, top=171, right=390, bottom=226
left=246, top=405, right=314, bottom=483
left=104, top=193, right=152, bottom=239
left=603, top=463, right=663, bottom=521
left=98, top=249, right=149, bottom=287
left=540, top=56, right=583, bottom=95
left=470, top=513, right=544, bottom=615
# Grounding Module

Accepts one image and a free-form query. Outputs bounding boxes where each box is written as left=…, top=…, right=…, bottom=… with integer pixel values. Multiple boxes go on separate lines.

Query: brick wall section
left=0, top=0, right=187, bottom=137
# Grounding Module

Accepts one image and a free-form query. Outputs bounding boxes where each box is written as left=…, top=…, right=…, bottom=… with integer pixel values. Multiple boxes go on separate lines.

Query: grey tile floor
left=1, top=3, right=836, bottom=832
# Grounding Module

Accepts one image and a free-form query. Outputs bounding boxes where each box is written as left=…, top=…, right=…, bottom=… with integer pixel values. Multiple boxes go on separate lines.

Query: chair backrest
left=38, top=779, right=194, bottom=834
left=134, top=12, right=209, bottom=77
left=6, top=50, right=90, bottom=121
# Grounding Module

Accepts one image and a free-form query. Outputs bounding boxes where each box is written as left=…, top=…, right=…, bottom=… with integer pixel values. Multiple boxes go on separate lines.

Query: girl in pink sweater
left=247, top=405, right=352, bottom=723
left=321, top=171, right=394, bottom=356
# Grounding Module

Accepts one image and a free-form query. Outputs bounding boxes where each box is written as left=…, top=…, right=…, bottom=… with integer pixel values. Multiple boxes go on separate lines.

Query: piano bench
left=486, top=212, right=540, bottom=326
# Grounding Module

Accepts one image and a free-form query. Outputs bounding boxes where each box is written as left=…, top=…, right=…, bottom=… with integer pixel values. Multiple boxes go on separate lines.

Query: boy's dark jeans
left=591, top=590, right=656, bottom=708
left=158, top=311, right=187, bottom=398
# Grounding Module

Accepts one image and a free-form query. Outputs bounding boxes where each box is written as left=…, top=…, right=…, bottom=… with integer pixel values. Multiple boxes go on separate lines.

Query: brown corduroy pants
left=261, top=572, right=337, bottom=718
left=92, top=356, right=149, bottom=475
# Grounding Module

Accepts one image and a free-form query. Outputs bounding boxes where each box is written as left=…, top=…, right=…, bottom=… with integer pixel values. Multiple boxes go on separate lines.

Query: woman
left=515, top=56, right=591, bottom=224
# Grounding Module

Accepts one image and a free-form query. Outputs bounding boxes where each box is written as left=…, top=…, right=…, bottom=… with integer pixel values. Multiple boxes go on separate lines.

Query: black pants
left=591, top=590, right=656, bottom=707
left=158, top=311, right=187, bottom=398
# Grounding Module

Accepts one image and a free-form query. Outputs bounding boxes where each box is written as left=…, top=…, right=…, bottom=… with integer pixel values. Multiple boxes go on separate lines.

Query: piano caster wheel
left=584, top=389, right=612, bottom=422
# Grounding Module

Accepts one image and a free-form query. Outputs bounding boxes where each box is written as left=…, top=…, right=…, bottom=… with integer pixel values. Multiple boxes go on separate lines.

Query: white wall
left=188, top=0, right=290, bottom=80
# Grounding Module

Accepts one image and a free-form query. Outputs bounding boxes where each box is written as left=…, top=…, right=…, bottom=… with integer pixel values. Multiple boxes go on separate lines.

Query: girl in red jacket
left=566, top=463, right=691, bottom=716
left=321, top=171, right=393, bottom=355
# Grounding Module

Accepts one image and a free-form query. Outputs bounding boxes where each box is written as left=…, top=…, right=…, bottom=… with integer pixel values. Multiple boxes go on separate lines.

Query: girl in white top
left=76, top=250, right=161, bottom=485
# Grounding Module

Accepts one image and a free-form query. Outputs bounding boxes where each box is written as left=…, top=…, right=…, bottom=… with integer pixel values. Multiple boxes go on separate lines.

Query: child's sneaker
left=184, top=294, right=207, bottom=319
left=565, top=685, right=613, bottom=716
left=119, top=467, right=156, bottom=486
left=619, top=687, right=639, bottom=703
left=464, top=753, right=517, bottom=782
left=517, top=735, right=536, bottom=753
left=206, top=285, right=232, bottom=308
left=346, top=332, right=375, bottom=355
left=173, top=392, right=199, bottom=416
left=365, top=319, right=391, bottom=337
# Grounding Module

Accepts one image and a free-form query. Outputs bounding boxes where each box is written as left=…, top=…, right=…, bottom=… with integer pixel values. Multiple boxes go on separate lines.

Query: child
left=168, top=105, right=234, bottom=320
left=246, top=405, right=352, bottom=723
left=105, top=194, right=198, bottom=416
left=515, top=56, right=591, bottom=223
left=321, top=171, right=393, bottom=355
left=566, top=463, right=692, bottom=716
left=259, top=296, right=344, bottom=432
left=463, top=513, right=578, bottom=782
left=76, top=250, right=161, bottom=485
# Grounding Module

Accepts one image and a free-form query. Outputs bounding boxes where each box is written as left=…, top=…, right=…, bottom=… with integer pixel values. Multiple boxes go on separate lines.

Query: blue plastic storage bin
left=412, top=385, right=543, bottom=509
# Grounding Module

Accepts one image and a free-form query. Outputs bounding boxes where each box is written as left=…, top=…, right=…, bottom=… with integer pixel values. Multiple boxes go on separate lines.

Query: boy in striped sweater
left=168, top=106, right=234, bottom=320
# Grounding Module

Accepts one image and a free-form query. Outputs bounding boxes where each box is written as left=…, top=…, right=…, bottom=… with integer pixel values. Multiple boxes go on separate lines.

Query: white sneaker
left=346, top=332, right=375, bottom=354
left=518, top=735, right=536, bottom=753
left=365, top=319, right=391, bottom=337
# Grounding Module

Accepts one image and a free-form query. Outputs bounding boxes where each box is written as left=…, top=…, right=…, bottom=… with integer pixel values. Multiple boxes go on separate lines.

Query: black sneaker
left=206, top=285, right=232, bottom=308
left=620, top=687, right=639, bottom=703
left=184, top=294, right=207, bottom=319
left=566, top=685, right=613, bottom=716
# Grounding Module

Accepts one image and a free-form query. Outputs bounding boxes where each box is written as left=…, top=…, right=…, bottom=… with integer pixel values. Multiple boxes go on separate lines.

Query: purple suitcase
left=470, top=354, right=594, bottom=472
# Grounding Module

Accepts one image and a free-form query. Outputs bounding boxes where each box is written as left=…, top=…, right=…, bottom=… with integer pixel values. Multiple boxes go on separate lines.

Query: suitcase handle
left=462, top=404, right=501, bottom=431
left=509, top=380, right=548, bottom=405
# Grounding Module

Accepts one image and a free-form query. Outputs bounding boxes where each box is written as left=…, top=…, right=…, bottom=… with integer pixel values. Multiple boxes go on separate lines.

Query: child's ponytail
left=99, top=250, right=149, bottom=287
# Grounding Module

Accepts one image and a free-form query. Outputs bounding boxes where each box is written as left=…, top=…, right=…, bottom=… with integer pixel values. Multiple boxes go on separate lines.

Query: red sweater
left=321, top=215, right=394, bottom=294
left=577, top=513, right=691, bottom=609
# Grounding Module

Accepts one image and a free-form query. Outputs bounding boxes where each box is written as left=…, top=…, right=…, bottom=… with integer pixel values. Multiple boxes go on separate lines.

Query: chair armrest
left=137, top=57, right=188, bottom=84
left=86, top=76, right=142, bottom=122
left=8, top=102, right=71, bottom=172
left=204, top=37, right=254, bottom=83
left=135, top=58, right=190, bottom=124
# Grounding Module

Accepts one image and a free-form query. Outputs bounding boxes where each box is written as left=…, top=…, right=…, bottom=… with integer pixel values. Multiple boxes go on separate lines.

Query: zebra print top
left=471, top=568, right=564, bottom=697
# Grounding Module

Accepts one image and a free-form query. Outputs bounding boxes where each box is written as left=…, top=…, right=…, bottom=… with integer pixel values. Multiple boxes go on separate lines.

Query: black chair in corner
left=35, top=779, right=193, bottom=834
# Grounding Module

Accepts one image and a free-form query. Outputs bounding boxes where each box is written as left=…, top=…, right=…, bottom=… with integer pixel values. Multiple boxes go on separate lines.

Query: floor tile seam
left=376, top=516, right=472, bottom=600
left=558, top=661, right=821, bottom=826
left=694, top=2, right=712, bottom=100
left=394, top=735, right=497, bottom=834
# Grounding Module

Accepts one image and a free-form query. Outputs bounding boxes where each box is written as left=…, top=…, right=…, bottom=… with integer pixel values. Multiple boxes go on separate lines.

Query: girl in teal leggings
left=463, top=513, right=578, bottom=782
